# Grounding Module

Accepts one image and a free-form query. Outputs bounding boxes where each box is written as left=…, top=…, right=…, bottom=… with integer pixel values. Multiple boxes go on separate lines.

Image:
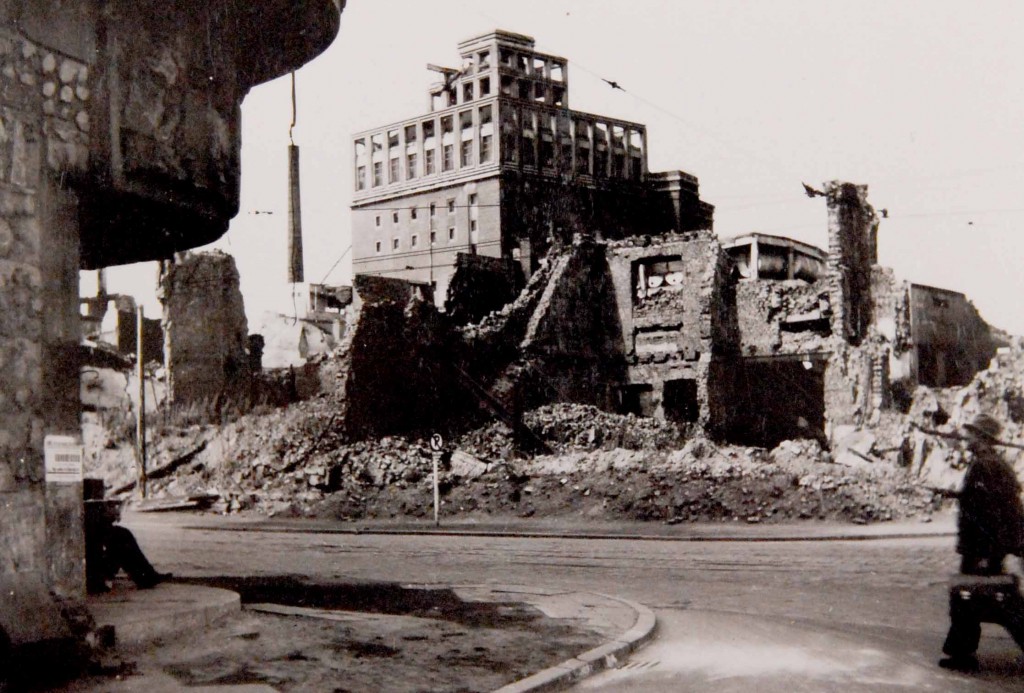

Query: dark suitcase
left=949, top=574, right=1021, bottom=624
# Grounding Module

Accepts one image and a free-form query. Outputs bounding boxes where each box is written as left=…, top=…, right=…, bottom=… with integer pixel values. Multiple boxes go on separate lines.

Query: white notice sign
left=44, top=435, right=83, bottom=483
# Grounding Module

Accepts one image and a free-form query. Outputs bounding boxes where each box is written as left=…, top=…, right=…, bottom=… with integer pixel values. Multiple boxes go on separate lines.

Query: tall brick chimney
left=825, top=181, right=879, bottom=345
left=288, top=144, right=305, bottom=283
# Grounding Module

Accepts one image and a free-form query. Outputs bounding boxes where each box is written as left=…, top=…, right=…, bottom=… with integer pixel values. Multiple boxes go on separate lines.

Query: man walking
left=940, top=413, right=1024, bottom=671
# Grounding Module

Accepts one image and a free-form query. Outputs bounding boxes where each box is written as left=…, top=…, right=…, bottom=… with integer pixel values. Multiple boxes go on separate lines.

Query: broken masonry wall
left=734, top=280, right=832, bottom=357
left=869, top=267, right=915, bottom=404
left=825, top=181, right=879, bottom=346
left=607, top=232, right=723, bottom=426
left=345, top=275, right=462, bottom=439
left=514, top=237, right=629, bottom=411
left=113, top=309, right=163, bottom=363
left=350, top=273, right=435, bottom=310
left=444, top=252, right=524, bottom=326
left=159, top=251, right=251, bottom=407
left=459, top=253, right=565, bottom=380
left=909, top=284, right=995, bottom=388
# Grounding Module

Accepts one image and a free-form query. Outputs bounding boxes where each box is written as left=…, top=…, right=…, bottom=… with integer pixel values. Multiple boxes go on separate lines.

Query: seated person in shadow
left=85, top=480, right=172, bottom=594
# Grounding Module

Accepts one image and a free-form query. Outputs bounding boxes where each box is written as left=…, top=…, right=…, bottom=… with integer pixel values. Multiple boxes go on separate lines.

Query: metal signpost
left=429, top=433, right=443, bottom=527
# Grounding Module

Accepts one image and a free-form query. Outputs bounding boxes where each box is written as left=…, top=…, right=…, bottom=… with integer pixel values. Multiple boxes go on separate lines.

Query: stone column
left=0, top=26, right=90, bottom=601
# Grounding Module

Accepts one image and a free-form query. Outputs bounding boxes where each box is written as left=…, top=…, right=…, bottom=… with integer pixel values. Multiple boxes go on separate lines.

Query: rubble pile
left=900, top=342, right=1024, bottom=492
left=83, top=344, right=1024, bottom=525
left=454, top=404, right=685, bottom=459
left=91, top=399, right=936, bottom=524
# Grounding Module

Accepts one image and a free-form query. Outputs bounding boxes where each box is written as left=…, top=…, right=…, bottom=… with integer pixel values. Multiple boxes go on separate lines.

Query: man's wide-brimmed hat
left=964, top=413, right=1003, bottom=441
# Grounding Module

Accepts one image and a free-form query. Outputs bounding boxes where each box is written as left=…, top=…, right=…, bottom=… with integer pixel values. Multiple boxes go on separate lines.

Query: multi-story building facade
left=351, top=30, right=713, bottom=304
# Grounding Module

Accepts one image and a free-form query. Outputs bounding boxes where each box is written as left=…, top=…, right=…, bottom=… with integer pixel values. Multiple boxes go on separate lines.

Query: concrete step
left=87, top=582, right=240, bottom=649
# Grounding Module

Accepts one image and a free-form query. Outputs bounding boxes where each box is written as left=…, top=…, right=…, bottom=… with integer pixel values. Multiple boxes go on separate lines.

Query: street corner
left=480, top=585, right=657, bottom=693
left=576, top=609, right=1002, bottom=692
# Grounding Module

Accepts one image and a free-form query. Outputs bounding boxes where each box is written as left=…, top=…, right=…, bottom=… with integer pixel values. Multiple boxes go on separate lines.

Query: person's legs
left=941, top=572, right=986, bottom=671
left=105, top=525, right=170, bottom=588
left=996, top=587, right=1024, bottom=653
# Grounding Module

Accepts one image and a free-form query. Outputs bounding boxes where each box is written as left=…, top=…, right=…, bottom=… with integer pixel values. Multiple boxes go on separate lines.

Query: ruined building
left=159, top=251, right=252, bottom=406
left=342, top=32, right=995, bottom=450
left=339, top=177, right=995, bottom=452
left=483, top=181, right=995, bottom=449
left=0, top=0, right=342, bottom=674
left=350, top=30, right=713, bottom=313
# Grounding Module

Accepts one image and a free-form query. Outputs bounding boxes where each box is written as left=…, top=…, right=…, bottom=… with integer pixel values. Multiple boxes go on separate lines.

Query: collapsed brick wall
left=734, top=280, right=832, bottom=357
left=515, top=237, right=628, bottom=410
left=444, top=252, right=524, bottom=326
left=607, top=232, right=725, bottom=427
left=345, top=275, right=464, bottom=439
left=159, top=251, right=251, bottom=406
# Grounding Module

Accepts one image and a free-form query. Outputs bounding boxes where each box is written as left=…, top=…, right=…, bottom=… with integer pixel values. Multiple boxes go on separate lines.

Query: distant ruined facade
left=339, top=179, right=995, bottom=452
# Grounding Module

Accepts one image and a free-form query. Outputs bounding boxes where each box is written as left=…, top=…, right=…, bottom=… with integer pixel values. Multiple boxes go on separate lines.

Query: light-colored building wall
left=352, top=178, right=502, bottom=303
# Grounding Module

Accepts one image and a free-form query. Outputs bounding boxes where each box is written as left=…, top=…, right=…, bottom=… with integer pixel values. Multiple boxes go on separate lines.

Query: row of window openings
left=356, top=110, right=495, bottom=190
left=459, top=48, right=565, bottom=82
left=359, top=138, right=493, bottom=189
left=374, top=197, right=476, bottom=226
left=375, top=226, right=474, bottom=253
left=359, top=107, right=492, bottom=155
left=505, top=137, right=643, bottom=179
left=435, top=74, right=565, bottom=109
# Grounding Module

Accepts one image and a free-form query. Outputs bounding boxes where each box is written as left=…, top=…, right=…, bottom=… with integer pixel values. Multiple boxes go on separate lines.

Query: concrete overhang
left=233, top=0, right=345, bottom=86
left=10, top=0, right=345, bottom=269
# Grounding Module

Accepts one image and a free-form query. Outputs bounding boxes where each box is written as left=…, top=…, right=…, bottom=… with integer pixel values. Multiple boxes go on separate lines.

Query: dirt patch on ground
left=70, top=580, right=601, bottom=693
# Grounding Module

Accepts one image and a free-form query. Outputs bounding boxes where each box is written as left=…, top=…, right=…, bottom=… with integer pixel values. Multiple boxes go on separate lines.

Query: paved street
left=126, top=513, right=1024, bottom=690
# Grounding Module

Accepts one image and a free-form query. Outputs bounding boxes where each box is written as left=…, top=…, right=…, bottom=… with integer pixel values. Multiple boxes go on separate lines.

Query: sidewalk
left=77, top=582, right=655, bottom=693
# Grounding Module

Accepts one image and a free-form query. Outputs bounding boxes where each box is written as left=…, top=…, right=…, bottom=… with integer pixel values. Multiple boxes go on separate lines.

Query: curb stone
left=493, top=593, right=657, bottom=693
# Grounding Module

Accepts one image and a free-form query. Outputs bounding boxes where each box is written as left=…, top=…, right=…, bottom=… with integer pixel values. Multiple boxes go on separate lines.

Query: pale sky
left=93, top=0, right=1024, bottom=335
